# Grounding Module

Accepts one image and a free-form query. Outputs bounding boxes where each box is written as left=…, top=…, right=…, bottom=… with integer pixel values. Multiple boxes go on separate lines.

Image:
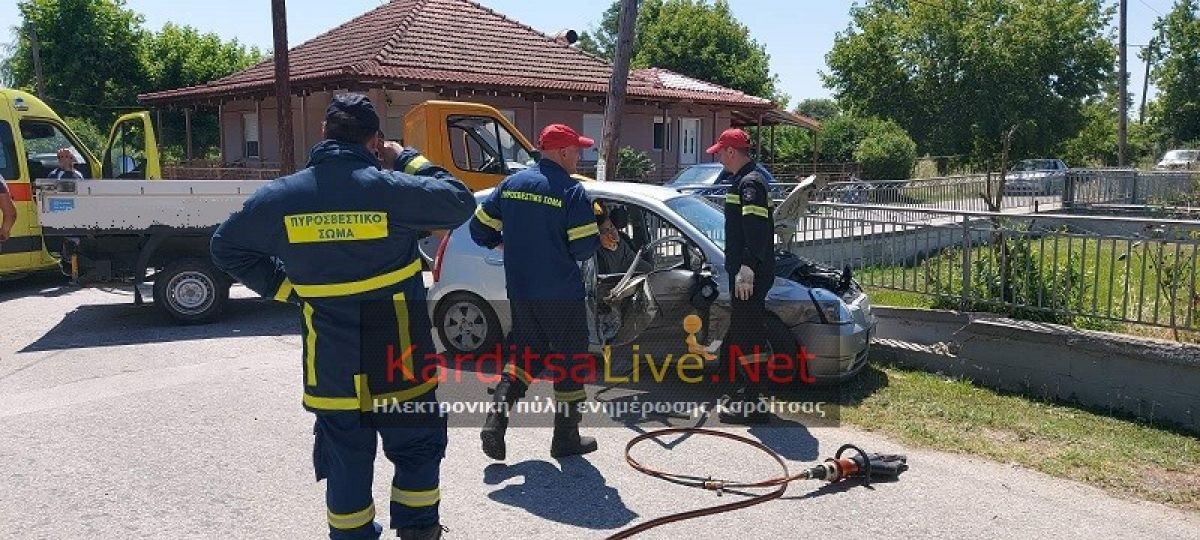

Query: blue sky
left=0, top=0, right=1174, bottom=106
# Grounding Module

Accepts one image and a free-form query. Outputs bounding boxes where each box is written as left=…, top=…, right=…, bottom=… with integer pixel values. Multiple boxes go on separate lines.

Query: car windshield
left=665, top=195, right=725, bottom=249
left=1164, top=150, right=1198, bottom=161
left=666, top=165, right=724, bottom=187
left=1012, top=160, right=1057, bottom=171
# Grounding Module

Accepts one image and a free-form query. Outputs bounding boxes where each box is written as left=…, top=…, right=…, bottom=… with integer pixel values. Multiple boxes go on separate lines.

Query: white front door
left=679, top=118, right=700, bottom=165
left=582, top=114, right=603, bottom=162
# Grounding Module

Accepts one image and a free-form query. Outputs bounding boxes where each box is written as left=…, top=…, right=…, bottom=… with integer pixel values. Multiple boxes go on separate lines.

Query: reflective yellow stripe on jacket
left=742, top=205, right=769, bottom=218
left=291, top=259, right=422, bottom=298
left=474, top=207, right=502, bottom=231
left=567, top=222, right=599, bottom=241
left=403, top=155, right=431, bottom=175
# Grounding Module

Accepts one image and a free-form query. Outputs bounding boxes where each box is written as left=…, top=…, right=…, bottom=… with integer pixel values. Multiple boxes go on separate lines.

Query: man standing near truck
left=211, top=94, right=475, bottom=540
left=470, top=123, right=601, bottom=460
left=709, top=128, right=775, bottom=425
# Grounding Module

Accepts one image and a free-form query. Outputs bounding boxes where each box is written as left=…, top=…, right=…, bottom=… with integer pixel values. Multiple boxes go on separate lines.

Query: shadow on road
left=20, top=297, right=298, bottom=352
left=483, top=458, right=638, bottom=530
left=0, top=271, right=72, bottom=301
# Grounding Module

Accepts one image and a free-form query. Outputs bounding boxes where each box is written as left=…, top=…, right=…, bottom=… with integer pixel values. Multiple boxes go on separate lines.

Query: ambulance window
left=18, top=120, right=89, bottom=179
left=0, top=120, right=17, bottom=180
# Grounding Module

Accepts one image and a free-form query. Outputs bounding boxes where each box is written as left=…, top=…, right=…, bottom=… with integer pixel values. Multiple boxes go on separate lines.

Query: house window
left=242, top=112, right=260, bottom=159
left=653, top=117, right=670, bottom=151
left=582, top=114, right=603, bottom=162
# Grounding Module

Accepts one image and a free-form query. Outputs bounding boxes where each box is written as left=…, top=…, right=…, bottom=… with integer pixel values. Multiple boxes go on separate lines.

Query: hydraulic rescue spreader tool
left=606, top=427, right=909, bottom=539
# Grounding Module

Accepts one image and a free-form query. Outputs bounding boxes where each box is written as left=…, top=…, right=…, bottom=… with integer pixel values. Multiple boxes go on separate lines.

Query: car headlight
left=810, top=288, right=852, bottom=324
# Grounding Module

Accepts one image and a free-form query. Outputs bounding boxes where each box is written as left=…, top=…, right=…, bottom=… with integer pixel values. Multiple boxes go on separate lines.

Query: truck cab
left=402, top=100, right=539, bottom=191
left=1, top=89, right=159, bottom=277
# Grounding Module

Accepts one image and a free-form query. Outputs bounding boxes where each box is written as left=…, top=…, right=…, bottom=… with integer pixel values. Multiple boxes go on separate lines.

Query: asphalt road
left=2, top=272, right=1198, bottom=540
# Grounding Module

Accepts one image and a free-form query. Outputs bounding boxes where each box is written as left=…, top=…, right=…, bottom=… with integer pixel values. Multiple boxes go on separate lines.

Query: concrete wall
left=217, top=89, right=735, bottom=179
left=870, top=306, right=1200, bottom=433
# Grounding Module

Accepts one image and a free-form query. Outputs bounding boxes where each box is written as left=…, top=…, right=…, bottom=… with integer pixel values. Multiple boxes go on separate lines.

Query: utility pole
left=1139, top=39, right=1153, bottom=124
left=598, top=0, right=640, bottom=182
left=26, top=23, right=46, bottom=100
left=1117, top=0, right=1128, bottom=166
left=272, top=0, right=295, bottom=174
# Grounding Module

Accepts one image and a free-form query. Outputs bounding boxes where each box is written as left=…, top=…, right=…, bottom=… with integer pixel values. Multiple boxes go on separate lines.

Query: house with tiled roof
left=139, top=0, right=814, bottom=180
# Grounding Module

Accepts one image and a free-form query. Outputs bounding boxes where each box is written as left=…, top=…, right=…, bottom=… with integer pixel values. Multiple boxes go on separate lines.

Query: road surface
left=1, top=273, right=1197, bottom=539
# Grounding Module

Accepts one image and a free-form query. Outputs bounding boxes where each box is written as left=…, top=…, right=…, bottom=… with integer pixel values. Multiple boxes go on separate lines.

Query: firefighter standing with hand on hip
left=709, top=128, right=776, bottom=425
left=470, top=123, right=602, bottom=460
left=211, top=94, right=476, bottom=540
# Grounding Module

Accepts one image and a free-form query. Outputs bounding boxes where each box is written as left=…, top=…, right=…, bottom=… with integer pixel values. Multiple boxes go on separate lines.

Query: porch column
left=218, top=103, right=225, bottom=166
left=770, top=124, right=776, bottom=165
left=755, top=112, right=763, bottom=157
left=255, top=99, right=264, bottom=165
left=659, top=103, right=667, bottom=183
left=710, top=109, right=717, bottom=163
left=184, top=107, right=193, bottom=162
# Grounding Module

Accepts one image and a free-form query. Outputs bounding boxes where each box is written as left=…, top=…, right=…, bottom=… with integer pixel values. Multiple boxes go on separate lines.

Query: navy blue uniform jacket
left=468, top=159, right=599, bottom=301
left=211, top=140, right=476, bottom=413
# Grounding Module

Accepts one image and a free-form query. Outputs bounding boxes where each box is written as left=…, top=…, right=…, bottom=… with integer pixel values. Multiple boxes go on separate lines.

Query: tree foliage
left=1148, top=0, right=1200, bottom=145
left=854, top=121, right=917, bottom=180
left=2, top=0, right=261, bottom=157
left=578, top=0, right=781, bottom=101
left=3, top=0, right=149, bottom=124
left=795, top=98, right=840, bottom=122
left=824, top=0, right=1114, bottom=164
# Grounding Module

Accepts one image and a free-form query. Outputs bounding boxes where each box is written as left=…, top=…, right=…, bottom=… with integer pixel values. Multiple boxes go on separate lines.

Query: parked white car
left=427, top=182, right=875, bottom=385
left=1155, top=149, right=1199, bottom=171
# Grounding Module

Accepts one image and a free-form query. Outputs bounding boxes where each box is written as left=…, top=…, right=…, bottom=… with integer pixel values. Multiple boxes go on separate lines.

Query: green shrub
left=616, top=146, right=654, bottom=181
left=854, top=122, right=917, bottom=180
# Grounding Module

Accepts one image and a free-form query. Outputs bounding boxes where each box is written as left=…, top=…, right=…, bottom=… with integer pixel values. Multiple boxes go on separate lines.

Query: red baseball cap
left=706, top=128, right=751, bottom=154
left=539, top=123, right=595, bottom=151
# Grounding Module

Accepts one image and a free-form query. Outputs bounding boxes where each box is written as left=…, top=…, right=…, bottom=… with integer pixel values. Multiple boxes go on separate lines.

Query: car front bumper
left=789, top=320, right=874, bottom=384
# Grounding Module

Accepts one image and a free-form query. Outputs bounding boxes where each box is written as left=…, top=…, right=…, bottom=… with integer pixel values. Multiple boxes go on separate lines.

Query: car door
left=102, top=112, right=161, bottom=180
left=591, top=199, right=711, bottom=356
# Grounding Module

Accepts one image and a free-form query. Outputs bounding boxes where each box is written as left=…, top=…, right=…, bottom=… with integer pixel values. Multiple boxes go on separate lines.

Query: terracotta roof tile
left=139, top=0, right=773, bottom=109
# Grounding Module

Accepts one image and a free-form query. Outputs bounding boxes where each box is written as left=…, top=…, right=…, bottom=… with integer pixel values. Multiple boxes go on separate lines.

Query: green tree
left=817, top=115, right=876, bottom=162
left=579, top=0, right=780, bottom=100
left=144, top=23, right=262, bottom=161
left=3, top=0, right=149, bottom=126
left=1149, top=0, right=1200, bottom=145
left=824, top=0, right=1114, bottom=165
left=854, top=121, right=917, bottom=180
left=795, top=98, right=839, bottom=121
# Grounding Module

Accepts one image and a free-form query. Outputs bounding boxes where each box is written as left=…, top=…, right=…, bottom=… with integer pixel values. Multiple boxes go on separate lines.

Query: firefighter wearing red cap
left=469, top=123, right=601, bottom=459
left=708, top=128, right=775, bottom=424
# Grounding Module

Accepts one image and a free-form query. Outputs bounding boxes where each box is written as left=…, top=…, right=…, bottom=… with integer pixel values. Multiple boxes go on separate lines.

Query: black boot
left=718, top=387, right=770, bottom=425
left=397, top=523, right=446, bottom=540
left=481, top=379, right=521, bottom=461
left=550, top=402, right=598, bottom=458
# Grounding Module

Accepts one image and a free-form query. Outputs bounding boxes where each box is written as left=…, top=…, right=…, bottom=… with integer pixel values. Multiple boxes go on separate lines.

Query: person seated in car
left=595, top=209, right=638, bottom=275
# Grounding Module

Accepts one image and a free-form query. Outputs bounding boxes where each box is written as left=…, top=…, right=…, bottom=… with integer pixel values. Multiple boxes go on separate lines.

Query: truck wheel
left=435, top=292, right=501, bottom=356
left=153, top=259, right=228, bottom=324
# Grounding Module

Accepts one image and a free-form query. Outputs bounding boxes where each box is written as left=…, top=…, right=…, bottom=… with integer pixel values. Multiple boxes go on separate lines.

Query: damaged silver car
left=427, top=182, right=875, bottom=385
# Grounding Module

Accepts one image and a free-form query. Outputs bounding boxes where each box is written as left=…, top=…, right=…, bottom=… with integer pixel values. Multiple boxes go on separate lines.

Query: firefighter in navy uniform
left=210, top=94, right=475, bottom=540
left=710, top=128, right=776, bottom=425
left=469, top=123, right=601, bottom=460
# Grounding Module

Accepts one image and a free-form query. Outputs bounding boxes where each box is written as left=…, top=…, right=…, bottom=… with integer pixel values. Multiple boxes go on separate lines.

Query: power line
left=1136, top=0, right=1164, bottom=17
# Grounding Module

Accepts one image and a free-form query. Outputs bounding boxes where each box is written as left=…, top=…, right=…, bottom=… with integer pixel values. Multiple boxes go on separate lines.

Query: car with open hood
left=426, top=182, right=875, bottom=385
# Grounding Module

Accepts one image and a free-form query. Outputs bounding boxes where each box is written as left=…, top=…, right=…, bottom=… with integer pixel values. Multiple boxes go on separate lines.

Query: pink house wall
left=218, top=89, right=734, bottom=181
